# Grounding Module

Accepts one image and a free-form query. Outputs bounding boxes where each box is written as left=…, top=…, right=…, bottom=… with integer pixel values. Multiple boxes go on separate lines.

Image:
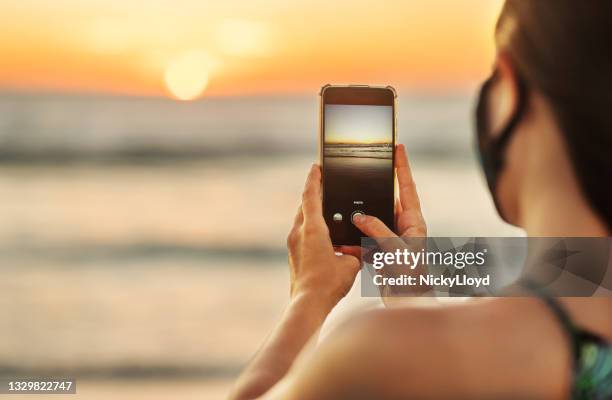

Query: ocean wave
left=0, top=243, right=287, bottom=265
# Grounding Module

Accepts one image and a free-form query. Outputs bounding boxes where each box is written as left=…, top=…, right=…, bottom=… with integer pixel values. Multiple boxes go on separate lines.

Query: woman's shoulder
left=346, top=298, right=557, bottom=337
left=325, top=298, right=572, bottom=399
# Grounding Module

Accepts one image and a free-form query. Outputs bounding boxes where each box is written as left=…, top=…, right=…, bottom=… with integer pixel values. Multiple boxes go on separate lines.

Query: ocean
left=0, top=91, right=522, bottom=398
left=324, top=143, right=393, bottom=159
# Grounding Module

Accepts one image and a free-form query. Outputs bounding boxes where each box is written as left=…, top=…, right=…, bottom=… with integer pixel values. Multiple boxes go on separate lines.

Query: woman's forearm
left=228, top=292, right=334, bottom=400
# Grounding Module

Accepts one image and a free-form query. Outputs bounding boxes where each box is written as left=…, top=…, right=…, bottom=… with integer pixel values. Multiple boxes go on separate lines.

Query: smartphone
left=319, top=84, right=396, bottom=246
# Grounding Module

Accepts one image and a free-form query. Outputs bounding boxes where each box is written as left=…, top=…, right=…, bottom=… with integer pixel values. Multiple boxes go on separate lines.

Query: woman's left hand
left=229, top=164, right=359, bottom=400
left=286, top=164, right=361, bottom=310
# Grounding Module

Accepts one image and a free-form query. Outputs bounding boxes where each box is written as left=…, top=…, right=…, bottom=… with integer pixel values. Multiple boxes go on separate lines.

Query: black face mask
left=475, top=71, right=528, bottom=222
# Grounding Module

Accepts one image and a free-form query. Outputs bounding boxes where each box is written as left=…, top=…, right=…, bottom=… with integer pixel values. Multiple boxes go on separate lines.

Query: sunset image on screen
left=325, top=105, right=393, bottom=144
left=324, top=104, right=393, bottom=162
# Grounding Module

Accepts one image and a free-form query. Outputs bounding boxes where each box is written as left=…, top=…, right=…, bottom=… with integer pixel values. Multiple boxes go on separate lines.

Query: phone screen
left=321, top=86, right=395, bottom=246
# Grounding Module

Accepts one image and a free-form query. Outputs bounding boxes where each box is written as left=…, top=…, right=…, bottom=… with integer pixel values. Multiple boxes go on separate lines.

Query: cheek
left=496, top=130, right=528, bottom=224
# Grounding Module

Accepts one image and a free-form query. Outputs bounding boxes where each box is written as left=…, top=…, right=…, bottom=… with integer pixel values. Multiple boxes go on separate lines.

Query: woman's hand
left=341, top=144, right=427, bottom=250
left=287, top=164, right=361, bottom=310
left=228, top=165, right=359, bottom=400
left=230, top=153, right=423, bottom=399
left=338, top=144, right=429, bottom=302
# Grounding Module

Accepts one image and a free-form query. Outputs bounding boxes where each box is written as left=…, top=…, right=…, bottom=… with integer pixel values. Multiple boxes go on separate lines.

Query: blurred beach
left=0, top=91, right=522, bottom=398
left=0, top=0, right=510, bottom=395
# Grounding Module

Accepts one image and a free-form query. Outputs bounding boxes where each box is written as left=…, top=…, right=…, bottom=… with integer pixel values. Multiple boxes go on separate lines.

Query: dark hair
left=496, top=1, right=612, bottom=232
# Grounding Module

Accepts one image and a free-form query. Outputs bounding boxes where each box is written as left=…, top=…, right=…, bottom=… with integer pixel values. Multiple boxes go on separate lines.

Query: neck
left=520, top=185, right=608, bottom=237
left=516, top=95, right=609, bottom=237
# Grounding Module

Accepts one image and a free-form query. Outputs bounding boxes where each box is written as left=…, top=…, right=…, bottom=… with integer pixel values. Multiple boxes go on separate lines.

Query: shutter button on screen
left=351, top=211, right=365, bottom=223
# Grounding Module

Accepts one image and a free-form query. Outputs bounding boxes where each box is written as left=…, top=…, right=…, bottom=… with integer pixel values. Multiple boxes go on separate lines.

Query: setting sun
left=164, top=52, right=212, bottom=101
left=0, top=0, right=504, bottom=96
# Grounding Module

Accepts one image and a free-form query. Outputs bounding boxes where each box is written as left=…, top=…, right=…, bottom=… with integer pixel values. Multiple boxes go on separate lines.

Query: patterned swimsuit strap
left=520, top=279, right=581, bottom=365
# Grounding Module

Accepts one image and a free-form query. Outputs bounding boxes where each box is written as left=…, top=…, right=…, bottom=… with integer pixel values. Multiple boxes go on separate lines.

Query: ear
left=487, top=52, right=522, bottom=136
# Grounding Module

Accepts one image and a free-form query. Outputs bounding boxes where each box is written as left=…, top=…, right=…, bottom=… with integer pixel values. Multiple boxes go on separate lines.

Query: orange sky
left=0, top=0, right=503, bottom=98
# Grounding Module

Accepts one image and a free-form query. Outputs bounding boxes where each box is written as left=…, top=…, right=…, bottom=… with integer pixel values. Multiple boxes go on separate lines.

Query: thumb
left=352, top=214, right=405, bottom=253
left=352, top=214, right=395, bottom=237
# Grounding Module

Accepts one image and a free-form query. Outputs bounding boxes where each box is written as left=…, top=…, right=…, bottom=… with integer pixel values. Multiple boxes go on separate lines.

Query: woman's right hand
left=339, top=144, right=429, bottom=302
left=340, top=144, right=427, bottom=252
